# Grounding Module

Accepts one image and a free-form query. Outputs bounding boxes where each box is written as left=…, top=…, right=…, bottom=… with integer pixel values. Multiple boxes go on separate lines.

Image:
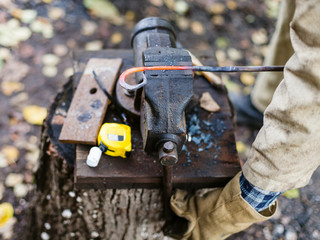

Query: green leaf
left=83, top=0, right=123, bottom=24
left=0, top=59, right=3, bottom=71
left=282, top=189, right=300, bottom=199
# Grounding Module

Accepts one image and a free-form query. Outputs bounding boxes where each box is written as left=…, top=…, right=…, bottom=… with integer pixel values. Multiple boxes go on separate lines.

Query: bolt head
left=163, top=141, right=175, bottom=153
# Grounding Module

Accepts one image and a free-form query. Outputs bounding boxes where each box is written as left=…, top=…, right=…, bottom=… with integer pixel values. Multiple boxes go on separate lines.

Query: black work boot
left=228, top=92, right=264, bottom=129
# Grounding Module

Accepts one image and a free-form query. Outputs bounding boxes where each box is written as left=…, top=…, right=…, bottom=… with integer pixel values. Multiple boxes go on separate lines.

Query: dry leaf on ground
left=0, top=202, right=14, bottom=227
left=251, top=28, right=268, bottom=45
left=210, top=3, right=225, bottom=15
left=190, top=21, right=205, bottom=35
left=1, top=145, right=19, bottom=165
left=83, top=0, right=124, bottom=25
left=85, top=40, right=103, bottom=51
left=111, top=32, right=123, bottom=45
left=0, top=183, right=4, bottom=200
left=22, top=105, right=47, bottom=125
left=236, top=141, right=246, bottom=154
left=13, top=183, right=29, bottom=198
left=42, top=65, right=57, bottom=78
left=5, top=173, right=24, bottom=187
left=0, top=59, right=30, bottom=82
left=240, top=72, right=255, bottom=86
left=200, top=92, right=220, bottom=112
left=1, top=81, right=24, bottom=96
left=42, top=53, right=60, bottom=66
left=0, top=19, right=32, bottom=47
left=174, top=1, right=189, bottom=15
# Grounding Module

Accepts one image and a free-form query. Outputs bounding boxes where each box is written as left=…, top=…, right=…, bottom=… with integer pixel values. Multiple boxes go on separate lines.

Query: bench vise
left=130, top=17, right=193, bottom=165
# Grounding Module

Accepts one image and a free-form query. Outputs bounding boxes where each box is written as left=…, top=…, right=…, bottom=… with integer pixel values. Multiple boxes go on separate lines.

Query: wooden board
left=72, top=50, right=241, bottom=190
left=59, top=58, right=122, bottom=145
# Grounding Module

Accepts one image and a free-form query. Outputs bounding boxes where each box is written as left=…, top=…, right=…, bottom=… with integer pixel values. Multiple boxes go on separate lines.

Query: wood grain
left=59, top=58, right=122, bottom=145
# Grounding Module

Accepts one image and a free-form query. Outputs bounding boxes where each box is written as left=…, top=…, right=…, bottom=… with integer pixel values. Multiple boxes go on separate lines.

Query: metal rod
left=163, top=165, right=173, bottom=219
left=119, top=65, right=284, bottom=91
left=192, top=65, right=284, bottom=72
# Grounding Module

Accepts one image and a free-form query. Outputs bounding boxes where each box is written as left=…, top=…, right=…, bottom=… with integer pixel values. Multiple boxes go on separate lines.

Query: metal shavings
left=186, top=107, right=224, bottom=162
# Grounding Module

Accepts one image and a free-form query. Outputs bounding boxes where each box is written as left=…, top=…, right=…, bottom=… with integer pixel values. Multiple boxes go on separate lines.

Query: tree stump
left=28, top=49, right=240, bottom=240
left=28, top=79, right=165, bottom=240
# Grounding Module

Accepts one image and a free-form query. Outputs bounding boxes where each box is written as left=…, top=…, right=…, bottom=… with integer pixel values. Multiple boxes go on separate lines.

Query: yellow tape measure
left=98, top=123, right=132, bottom=158
left=86, top=123, right=132, bottom=167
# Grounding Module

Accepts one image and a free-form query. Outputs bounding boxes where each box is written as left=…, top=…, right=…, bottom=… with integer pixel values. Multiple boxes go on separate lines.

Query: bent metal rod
left=118, top=65, right=284, bottom=91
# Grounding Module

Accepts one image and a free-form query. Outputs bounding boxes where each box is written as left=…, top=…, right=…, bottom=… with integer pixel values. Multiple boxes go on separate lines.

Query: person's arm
left=243, top=0, right=320, bottom=192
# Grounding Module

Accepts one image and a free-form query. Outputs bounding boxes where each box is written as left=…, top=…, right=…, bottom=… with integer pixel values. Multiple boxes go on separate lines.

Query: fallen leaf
left=0, top=202, right=14, bottom=227
left=63, top=67, right=74, bottom=78
left=227, top=1, right=237, bottom=10
left=0, top=59, right=30, bottom=82
left=0, top=0, right=16, bottom=10
left=85, top=40, right=103, bottom=51
left=11, top=9, right=37, bottom=24
left=83, top=0, right=124, bottom=25
left=22, top=105, right=47, bottom=125
left=150, top=0, right=163, bottom=7
left=236, top=141, right=246, bottom=154
left=42, top=65, right=58, bottom=78
left=215, top=49, right=226, bottom=65
left=1, top=81, right=24, bottom=96
left=13, top=184, right=29, bottom=198
left=251, top=28, right=268, bottom=45
left=0, top=153, right=8, bottom=168
left=5, top=173, right=24, bottom=187
left=200, top=92, right=220, bottom=112
left=0, top=217, right=16, bottom=240
left=250, top=56, right=263, bottom=66
left=111, top=32, right=122, bottom=45
left=48, top=7, right=65, bottom=21
left=245, top=14, right=255, bottom=24
left=0, top=183, right=4, bottom=200
left=211, top=15, right=224, bottom=26
left=81, top=20, right=98, bottom=36
left=215, top=37, right=229, bottom=49
left=265, top=0, right=280, bottom=19
left=0, top=48, right=12, bottom=61
left=1, top=145, right=19, bottom=165
left=176, top=16, right=189, bottom=30
left=25, top=149, right=40, bottom=170
left=10, top=92, right=29, bottom=107
left=164, top=0, right=175, bottom=10
left=30, top=18, right=54, bottom=38
left=0, top=19, right=32, bottom=47
left=53, top=44, right=68, bottom=57
left=42, top=54, right=60, bottom=66
left=240, top=72, right=255, bottom=86
left=210, top=3, right=225, bottom=15
left=227, top=48, right=243, bottom=61
left=174, top=0, right=189, bottom=15
left=125, top=11, right=135, bottom=21
left=190, top=21, right=205, bottom=35
left=282, top=189, right=300, bottom=199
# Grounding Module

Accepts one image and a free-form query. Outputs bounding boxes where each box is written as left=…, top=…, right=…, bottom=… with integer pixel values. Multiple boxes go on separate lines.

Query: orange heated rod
left=118, top=65, right=284, bottom=91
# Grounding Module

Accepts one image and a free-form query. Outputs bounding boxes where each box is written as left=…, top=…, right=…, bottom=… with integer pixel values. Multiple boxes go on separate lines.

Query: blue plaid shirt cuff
left=240, top=173, right=282, bottom=212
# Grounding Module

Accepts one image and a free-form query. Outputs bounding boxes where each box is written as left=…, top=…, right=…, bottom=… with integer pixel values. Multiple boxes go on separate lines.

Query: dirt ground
left=1, top=0, right=320, bottom=239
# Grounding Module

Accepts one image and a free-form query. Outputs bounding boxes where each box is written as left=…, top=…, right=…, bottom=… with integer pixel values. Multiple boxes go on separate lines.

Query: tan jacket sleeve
left=243, top=0, right=320, bottom=192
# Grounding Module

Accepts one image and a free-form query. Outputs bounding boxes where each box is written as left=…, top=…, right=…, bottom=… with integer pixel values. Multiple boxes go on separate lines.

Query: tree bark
left=28, top=79, right=166, bottom=240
